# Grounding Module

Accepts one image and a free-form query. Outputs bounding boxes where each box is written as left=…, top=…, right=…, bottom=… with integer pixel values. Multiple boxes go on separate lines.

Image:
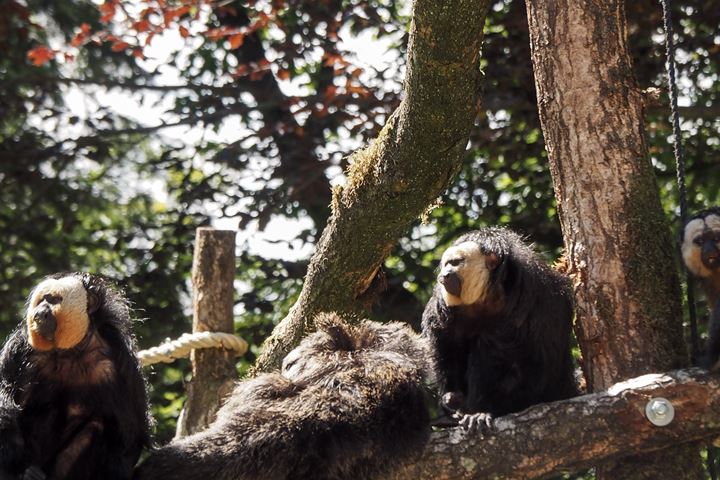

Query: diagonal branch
left=253, top=0, right=492, bottom=373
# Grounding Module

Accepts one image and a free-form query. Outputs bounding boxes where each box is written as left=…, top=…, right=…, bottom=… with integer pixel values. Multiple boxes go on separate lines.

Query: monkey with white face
left=422, top=227, right=578, bottom=431
left=681, top=208, right=720, bottom=369
left=0, top=273, right=150, bottom=480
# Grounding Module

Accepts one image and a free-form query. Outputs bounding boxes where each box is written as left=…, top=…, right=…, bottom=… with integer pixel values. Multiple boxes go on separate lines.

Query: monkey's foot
left=22, top=466, right=46, bottom=480
left=456, top=412, right=494, bottom=434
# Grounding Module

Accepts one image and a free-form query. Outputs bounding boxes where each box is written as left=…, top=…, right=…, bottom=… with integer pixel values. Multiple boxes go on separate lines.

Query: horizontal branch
left=392, top=368, right=720, bottom=479
left=43, top=75, right=236, bottom=95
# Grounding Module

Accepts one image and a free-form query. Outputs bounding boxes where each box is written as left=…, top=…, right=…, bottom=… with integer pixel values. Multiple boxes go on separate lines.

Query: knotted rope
left=138, top=331, right=248, bottom=367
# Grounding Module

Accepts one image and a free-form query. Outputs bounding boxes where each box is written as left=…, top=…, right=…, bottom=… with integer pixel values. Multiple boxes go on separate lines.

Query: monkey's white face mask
left=437, top=242, right=498, bottom=307
left=26, top=277, right=90, bottom=351
left=682, top=213, right=720, bottom=278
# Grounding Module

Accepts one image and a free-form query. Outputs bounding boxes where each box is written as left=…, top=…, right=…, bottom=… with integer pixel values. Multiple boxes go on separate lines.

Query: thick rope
left=138, top=332, right=248, bottom=367
left=659, top=0, right=700, bottom=363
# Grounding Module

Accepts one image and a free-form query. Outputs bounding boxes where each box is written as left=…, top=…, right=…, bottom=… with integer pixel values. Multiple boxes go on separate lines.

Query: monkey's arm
left=421, top=291, right=465, bottom=398
left=526, top=288, right=579, bottom=401
left=700, top=299, right=720, bottom=371
left=0, top=330, right=31, bottom=475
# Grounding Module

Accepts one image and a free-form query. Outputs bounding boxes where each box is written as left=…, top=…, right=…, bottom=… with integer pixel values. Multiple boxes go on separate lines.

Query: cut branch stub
left=176, top=227, right=238, bottom=438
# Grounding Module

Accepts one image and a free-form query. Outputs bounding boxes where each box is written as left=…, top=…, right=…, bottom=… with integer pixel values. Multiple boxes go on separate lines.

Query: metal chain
left=659, top=0, right=699, bottom=363
left=659, top=1, right=715, bottom=477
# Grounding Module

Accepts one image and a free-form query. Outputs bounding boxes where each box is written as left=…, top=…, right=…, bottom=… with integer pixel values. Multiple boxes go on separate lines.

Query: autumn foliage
left=30, top=1, right=288, bottom=71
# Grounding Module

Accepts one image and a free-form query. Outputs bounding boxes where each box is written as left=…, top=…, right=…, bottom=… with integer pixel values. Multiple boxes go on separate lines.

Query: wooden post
left=176, top=227, right=238, bottom=438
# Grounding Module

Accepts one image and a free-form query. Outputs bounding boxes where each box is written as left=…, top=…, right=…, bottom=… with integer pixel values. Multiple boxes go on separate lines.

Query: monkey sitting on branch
left=681, top=208, right=720, bottom=369
left=422, top=227, right=578, bottom=431
left=133, top=312, right=431, bottom=480
left=0, top=273, right=150, bottom=480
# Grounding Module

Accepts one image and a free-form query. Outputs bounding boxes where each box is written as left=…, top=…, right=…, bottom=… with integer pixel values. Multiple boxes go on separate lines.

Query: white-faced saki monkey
left=422, top=227, right=578, bottom=431
left=682, top=207, right=720, bottom=369
left=134, top=313, right=431, bottom=480
left=0, top=273, right=150, bottom=480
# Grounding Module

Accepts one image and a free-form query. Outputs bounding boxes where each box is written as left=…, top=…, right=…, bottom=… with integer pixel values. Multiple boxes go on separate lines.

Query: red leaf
left=110, top=41, right=130, bottom=52
left=71, top=31, right=86, bottom=47
left=132, top=48, right=145, bottom=59
left=133, top=19, right=151, bottom=33
left=249, top=69, right=268, bottom=81
left=99, top=1, right=116, bottom=23
left=205, top=27, right=233, bottom=41
left=80, top=22, right=91, bottom=34
left=27, top=46, right=55, bottom=66
left=179, top=25, right=190, bottom=38
left=325, top=85, right=337, bottom=100
left=228, top=33, right=244, bottom=49
left=235, top=64, right=248, bottom=76
left=277, top=69, right=290, bottom=81
left=164, top=6, right=190, bottom=25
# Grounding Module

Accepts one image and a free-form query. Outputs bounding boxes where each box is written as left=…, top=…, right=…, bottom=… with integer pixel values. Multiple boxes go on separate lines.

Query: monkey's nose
left=702, top=242, right=720, bottom=269
left=33, top=307, right=57, bottom=342
left=439, top=272, right=462, bottom=298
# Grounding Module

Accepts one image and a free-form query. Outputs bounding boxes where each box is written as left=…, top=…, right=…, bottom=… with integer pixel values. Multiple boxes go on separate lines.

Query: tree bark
left=176, top=228, right=238, bottom=438
left=390, top=368, right=720, bottom=479
left=525, top=0, right=702, bottom=477
left=253, top=0, right=492, bottom=373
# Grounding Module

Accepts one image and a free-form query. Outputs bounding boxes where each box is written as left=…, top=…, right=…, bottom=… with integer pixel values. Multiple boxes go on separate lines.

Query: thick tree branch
left=252, top=0, right=492, bottom=373
left=392, top=368, right=720, bottom=479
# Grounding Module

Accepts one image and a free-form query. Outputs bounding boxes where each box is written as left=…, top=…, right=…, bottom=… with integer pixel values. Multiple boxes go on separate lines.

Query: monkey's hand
left=21, top=466, right=45, bottom=480
left=454, top=411, right=494, bottom=434
left=441, top=391, right=465, bottom=414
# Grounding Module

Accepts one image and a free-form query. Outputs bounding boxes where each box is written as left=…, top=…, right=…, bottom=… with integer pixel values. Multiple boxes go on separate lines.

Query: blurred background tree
left=1, top=0, right=718, bottom=446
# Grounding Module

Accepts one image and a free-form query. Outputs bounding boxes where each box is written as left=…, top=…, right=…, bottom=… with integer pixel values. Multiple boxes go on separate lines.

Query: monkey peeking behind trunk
left=682, top=208, right=720, bottom=370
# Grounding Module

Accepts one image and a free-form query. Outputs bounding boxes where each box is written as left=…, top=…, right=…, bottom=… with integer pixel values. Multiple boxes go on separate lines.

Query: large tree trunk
left=253, top=0, right=492, bottom=373
left=525, top=0, right=702, bottom=477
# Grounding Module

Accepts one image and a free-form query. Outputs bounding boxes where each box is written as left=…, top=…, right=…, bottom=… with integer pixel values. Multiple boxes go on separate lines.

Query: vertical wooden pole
left=176, top=227, right=238, bottom=438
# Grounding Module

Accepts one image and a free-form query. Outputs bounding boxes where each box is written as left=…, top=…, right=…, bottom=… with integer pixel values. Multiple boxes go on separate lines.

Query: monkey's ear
left=86, top=289, right=101, bottom=315
left=485, top=252, right=500, bottom=270
left=81, top=273, right=103, bottom=315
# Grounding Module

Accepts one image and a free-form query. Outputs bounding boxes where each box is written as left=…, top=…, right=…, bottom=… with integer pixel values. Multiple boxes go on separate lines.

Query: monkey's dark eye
left=42, top=294, right=62, bottom=305
left=694, top=238, right=704, bottom=246
left=446, top=258, right=464, bottom=267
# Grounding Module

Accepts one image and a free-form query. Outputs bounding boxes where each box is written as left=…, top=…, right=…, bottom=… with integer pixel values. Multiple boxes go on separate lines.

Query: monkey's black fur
left=134, top=313, right=431, bottom=480
left=422, top=227, right=578, bottom=420
left=0, top=273, right=150, bottom=480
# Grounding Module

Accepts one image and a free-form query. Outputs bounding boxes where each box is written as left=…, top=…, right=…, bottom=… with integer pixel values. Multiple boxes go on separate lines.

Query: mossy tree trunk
left=525, top=0, right=702, bottom=477
left=253, top=0, right=492, bottom=373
